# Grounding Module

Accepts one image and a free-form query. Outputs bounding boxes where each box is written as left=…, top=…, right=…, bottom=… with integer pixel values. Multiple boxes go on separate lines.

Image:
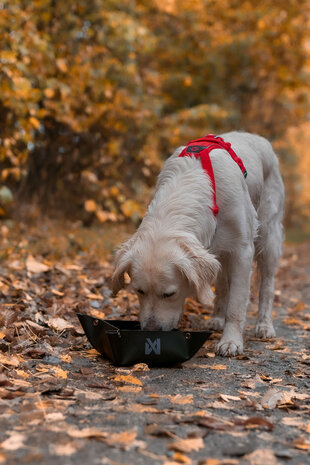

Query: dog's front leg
left=216, top=245, right=254, bottom=356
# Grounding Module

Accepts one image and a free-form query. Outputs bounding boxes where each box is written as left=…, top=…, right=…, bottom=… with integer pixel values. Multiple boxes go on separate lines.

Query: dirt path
left=0, top=226, right=309, bottom=465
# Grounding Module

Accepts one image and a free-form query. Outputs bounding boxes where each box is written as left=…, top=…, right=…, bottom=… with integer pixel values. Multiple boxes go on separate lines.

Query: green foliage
left=0, top=0, right=309, bottom=222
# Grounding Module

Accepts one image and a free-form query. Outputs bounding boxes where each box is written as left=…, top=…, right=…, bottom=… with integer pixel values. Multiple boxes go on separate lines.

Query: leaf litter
left=0, top=224, right=309, bottom=464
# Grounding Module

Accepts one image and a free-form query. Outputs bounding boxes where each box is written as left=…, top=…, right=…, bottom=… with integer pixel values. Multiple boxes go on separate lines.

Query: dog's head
left=111, top=233, right=220, bottom=330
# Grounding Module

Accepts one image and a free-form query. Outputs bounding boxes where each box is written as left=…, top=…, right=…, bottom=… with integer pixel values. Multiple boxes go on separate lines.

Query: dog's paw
left=205, top=317, right=225, bottom=332
left=255, top=322, right=276, bottom=339
left=216, top=338, right=243, bottom=357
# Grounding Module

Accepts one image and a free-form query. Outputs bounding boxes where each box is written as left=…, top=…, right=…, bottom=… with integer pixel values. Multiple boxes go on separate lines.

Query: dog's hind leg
left=206, top=255, right=230, bottom=332
left=255, top=172, right=284, bottom=338
left=255, top=220, right=283, bottom=338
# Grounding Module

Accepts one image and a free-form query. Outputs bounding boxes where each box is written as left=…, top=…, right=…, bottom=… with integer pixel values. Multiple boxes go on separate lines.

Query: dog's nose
left=143, top=317, right=160, bottom=331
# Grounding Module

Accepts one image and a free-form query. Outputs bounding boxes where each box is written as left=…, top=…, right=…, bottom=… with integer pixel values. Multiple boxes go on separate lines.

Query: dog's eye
left=137, top=289, right=145, bottom=296
left=162, top=292, right=175, bottom=299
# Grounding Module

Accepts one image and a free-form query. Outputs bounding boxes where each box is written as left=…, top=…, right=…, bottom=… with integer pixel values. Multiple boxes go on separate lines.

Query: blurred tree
left=0, top=0, right=309, bottom=225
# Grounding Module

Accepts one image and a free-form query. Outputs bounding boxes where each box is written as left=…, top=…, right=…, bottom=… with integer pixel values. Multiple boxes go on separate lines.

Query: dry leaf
left=0, top=353, right=20, bottom=367
left=130, top=404, right=158, bottom=413
left=293, top=438, right=310, bottom=450
left=172, top=453, right=192, bottom=465
left=260, top=389, right=285, bottom=409
left=199, top=460, right=239, bottom=465
left=1, top=432, right=25, bottom=451
left=169, top=394, right=193, bottom=405
left=105, top=429, right=137, bottom=450
left=242, top=374, right=263, bottom=389
left=67, top=426, right=107, bottom=440
left=117, top=385, right=142, bottom=393
left=193, top=415, right=233, bottom=431
left=51, top=288, right=65, bottom=296
left=236, top=416, right=274, bottom=431
left=47, top=317, right=74, bottom=332
left=49, top=442, right=78, bottom=456
left=290, top=301, right=305, bottom=312
left=46, top=412, right=66, bottom=422
left=244, top=449, right=280, bottom=465
left=132, top=363, right=150, bottom=372
left=169, top=437, right=204, bottom=453
left=283, top=317, right=307, bottom=328
left=114, top=374, right=143, bottom=386
left=209, top=364, right=227, bottom=370
left=219, top=394, right=241, bottom=402
left=26, top=256, right=50, bottom=273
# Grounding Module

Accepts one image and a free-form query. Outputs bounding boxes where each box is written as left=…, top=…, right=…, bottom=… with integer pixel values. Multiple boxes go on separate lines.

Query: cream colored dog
left=112, top=132, right=284, bottom=356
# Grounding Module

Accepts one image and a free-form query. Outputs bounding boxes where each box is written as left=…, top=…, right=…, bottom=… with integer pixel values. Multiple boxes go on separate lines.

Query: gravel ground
left=0, top=240, right=309, bottom=465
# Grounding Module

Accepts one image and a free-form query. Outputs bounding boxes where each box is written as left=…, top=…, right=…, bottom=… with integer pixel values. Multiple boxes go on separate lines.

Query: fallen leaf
left=51, top=288, right=65, bottom=297
left=0, top=432, right=26, bottom=451
left=84, top=199, right=97, bottom=213
left=105, top=429, right=137, bottom=450
left=191, top=415, right=233, bottom=431
left=199, top=460, right=239, bottom=465
left=132, top=363, right=150, bottom=372
left=235, top=416, right=274, bottom=431
left=47, top=317, right=74, bottom=332
left=283, top=317, right=308, bottom=328
left=49, top=442, right=78, bottom=456
left=86, top=292, right=103, bottom=300
left=290, top=301, right=305, bottom=312
left=130, top=404, right=158, bottom=413
left=293, top=438, right=310, bottom=450
left=26, top=256, right=50, bottom=273
left=0, top=353, right=20, bottom=367
left=52, top=366, right=68, bottom=379
left=117, top=385, right=142, bottom=393
left=144, top=424, right=176, bottom=438
left=67, top=426, right=107, bottom=440
left=209, top=364, right=227, bottom=370
left=241, top=374, right=263, bottom=389
left=46, top=412, right=66, bottom=422
left=260, top=389, right=286, bottom=409
left=169, top=394, right=193, bottom=405
left=244, top=448, right=280, bottom=465
left=219, top=394, right=241, bottom=402
left=172, top=453, right=192, bottom=464
left=114, top=374, right=143, bottom=386
left=169, top=437, right=204, bottom=453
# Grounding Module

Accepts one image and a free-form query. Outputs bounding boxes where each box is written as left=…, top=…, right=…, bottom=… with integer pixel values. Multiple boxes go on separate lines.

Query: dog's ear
left=176, top=238, right=220, bottom=305
left=111, top=240, right=133, bottom=296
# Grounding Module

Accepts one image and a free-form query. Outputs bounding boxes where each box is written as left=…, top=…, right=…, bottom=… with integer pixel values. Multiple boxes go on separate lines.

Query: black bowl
left=77, top=313, right=212, bottom=367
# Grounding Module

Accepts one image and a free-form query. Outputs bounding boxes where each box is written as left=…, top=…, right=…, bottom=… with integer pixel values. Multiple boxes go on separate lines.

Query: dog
left=112, top=132, right=285, bottom=356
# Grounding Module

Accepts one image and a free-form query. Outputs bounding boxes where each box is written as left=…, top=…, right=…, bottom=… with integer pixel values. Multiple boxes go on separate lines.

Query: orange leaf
left=44, top=88, right=55, bottom=98
left=29, top=117, right=40, bottom=129
left=209, top=364, right=227, bottom=370
left=84, top=199, right=97, bottom=213
left=0, top=353, right=20, bottom=367
left=114, top=374, right=143, bottom=386
left=293, top=438, right=310, bottom=450
left=169, top=437, right=204, bottom=453
left=52, top=366, right=68, bottom=379
left=26, top=256, right=50, bottom=273
left=169, top=394, right=193, bottom=405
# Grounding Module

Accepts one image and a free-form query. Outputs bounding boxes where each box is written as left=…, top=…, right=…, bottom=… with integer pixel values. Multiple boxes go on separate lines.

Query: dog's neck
left=142, top=157, right=217, bottom=248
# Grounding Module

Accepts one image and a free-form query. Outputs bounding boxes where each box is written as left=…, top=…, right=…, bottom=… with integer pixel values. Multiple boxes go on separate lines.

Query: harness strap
left=178, top=134, right=247, bottom=218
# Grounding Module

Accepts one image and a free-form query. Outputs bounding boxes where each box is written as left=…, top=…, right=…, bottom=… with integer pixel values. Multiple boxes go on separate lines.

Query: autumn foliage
left=0, top=0, right=309, bottom=225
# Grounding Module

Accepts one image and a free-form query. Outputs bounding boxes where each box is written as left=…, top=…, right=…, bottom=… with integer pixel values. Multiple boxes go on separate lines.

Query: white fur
left=112, top=132, right=284, bottom=356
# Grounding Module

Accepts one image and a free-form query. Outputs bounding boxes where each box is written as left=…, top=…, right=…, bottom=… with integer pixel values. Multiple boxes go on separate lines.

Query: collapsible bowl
left=78, top=313, right=212, bottom=367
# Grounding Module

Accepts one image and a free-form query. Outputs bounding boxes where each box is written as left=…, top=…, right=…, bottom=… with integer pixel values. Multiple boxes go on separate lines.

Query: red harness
left=178, top=134, right=247, bottom=217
